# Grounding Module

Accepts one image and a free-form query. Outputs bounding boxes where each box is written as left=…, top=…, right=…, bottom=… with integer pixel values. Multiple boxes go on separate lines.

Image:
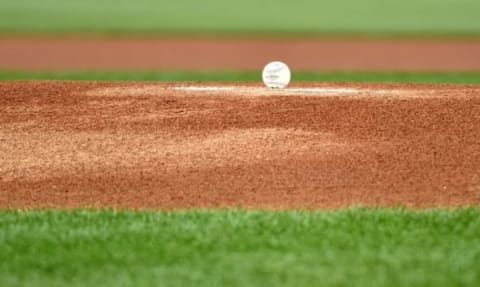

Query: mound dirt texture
left=1, top=81, right=479, bottom=209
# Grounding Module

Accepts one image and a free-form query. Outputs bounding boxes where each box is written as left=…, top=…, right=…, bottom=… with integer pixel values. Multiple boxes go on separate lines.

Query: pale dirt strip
left=87, top=84, right=478, bottom=99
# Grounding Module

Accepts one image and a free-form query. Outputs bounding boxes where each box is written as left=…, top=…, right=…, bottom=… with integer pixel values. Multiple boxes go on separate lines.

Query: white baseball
left=262, top=61, right=291, bottom=89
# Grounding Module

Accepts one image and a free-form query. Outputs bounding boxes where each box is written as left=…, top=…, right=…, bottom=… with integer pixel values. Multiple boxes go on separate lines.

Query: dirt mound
left=1, top=81, right=479, bottom=209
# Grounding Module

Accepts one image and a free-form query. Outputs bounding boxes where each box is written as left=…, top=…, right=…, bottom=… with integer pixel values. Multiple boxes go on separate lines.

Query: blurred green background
left=1, top=0, right=480, bottom=35
left=1, top=0, right=479, bottom=82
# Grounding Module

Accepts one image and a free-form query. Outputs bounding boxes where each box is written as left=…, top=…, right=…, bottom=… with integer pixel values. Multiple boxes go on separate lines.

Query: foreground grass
left=1, top=209, right=480, bottom=287
left=0, top=0, right=479, bottom=35
left=2, top=70, right=480, bottom=84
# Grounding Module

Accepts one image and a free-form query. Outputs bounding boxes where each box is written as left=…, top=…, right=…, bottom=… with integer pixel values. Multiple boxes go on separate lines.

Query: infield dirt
left=1, top=81, right=479, bottom=209
left=2, top=36, right=480, bottom=70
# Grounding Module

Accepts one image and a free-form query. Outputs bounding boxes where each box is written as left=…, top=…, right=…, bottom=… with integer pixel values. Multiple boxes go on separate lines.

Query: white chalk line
left=175, top=86, right=235, bottom=92
left=173, top=86, right=360, bottom=94
left=86, top=85, right=447, bottom=99
left=172, top=85, right=404, bottom=97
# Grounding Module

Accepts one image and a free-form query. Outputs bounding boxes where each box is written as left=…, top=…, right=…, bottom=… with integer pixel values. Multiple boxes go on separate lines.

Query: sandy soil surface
left=1, top=36, right=480, bottom=70
left=1, top=81, right=479, bottom=209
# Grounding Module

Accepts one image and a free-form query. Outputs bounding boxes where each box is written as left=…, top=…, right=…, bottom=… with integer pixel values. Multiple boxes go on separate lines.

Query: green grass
left=2, top=70, right=480, bottom=84
left=1, top=209, right=480, bottom=287
left=0, top=0, right=480, bottom=35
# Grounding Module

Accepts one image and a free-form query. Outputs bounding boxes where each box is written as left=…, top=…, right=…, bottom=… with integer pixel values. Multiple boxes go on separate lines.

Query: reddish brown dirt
left=1, top=81, right=480, bottom=209
left=2, top=36, right=480, bottom=70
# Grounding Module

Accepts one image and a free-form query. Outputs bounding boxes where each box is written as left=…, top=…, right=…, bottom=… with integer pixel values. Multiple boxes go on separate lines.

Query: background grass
left=0, top=0, right=479, bottom=35
left=2, top=70, right=480, bottom=84
left=1, top=208, right=480, bottom=287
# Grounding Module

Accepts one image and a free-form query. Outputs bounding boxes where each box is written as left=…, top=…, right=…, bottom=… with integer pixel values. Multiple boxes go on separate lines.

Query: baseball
left=262, top=61, right=291, bottom=89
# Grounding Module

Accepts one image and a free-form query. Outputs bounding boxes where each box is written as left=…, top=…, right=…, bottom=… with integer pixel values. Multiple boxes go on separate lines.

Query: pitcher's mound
left=1, top=81, right=479, bottom=209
